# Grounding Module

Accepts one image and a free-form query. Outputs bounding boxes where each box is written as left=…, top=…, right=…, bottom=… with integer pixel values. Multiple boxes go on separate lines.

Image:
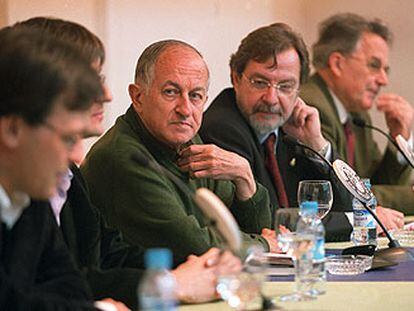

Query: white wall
left=1, top=0, right=414, bottom=154
left=104, top=0, right=281, bottom=128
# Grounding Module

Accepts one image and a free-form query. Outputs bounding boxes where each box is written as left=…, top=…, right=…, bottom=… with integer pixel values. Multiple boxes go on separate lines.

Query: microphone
left=281, top=135, right=411, bottom=262
left=131, top=153, right=242, bottom=252
left=352, top=116, right=414, bottom=168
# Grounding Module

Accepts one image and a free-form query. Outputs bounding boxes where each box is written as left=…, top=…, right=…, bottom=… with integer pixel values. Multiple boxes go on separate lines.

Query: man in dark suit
left=300, top=13, right=409, bottom=226
left=200, top=23, right=353, bottom=241
left=0, top=26, right=102, bottom=310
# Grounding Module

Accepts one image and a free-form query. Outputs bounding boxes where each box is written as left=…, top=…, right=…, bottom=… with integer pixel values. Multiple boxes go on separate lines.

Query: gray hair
left=312, top=13, right=393, bottom=69
left=134, top=39, right=209, bottom=88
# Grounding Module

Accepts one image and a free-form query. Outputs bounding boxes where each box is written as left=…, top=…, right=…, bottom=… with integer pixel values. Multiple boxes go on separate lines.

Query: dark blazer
left=200, top=88, right=353, bottom=241
left=300, top=74, right=414, bottom=214
left=0, top=203, right=94, bottom=310
left=59, top=164, right=146, bottom=309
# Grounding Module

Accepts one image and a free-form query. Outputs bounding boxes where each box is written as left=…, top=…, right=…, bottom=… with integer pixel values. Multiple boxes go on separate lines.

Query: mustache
left=253, top=103, right=283, bottom=114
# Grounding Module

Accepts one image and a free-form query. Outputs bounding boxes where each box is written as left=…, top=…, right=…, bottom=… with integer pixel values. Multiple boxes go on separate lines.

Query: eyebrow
left=250, top=73, right=297, bottom=84
left=370, top=56, right=390, bottom=71
left=162, top=81, right=207, bottom=93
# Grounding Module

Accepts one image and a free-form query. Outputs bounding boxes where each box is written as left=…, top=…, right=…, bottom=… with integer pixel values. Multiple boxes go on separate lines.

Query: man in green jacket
left=301, top=13, right=412, bottom=224
left=82, top=40, right=278, bottom=266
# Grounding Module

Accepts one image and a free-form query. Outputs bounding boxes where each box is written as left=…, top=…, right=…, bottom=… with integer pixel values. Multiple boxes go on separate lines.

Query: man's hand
left=178, top=144, right=256, bottom=200
left=172, top=248, right=242, bottom=303
left=376, top=93, right=414, bottom=139
left=376, top=205, right=405, bottom=233
left=95, top=298, right=130, bottom=311
left=261, top=228, right=283, bottom=253
left=282, top=97, right=328, bottom=151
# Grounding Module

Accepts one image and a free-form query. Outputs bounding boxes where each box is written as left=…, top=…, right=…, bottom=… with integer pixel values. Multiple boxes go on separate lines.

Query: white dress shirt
left=0, top=185, right=30, bottom=229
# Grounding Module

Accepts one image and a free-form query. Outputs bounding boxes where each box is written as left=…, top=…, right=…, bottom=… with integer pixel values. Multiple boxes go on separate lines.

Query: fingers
left=377, top=206, right=405, bottom=230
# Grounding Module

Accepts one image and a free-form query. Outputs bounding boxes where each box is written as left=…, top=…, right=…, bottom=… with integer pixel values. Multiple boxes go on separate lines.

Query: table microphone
left=130, top=152, right=242, bottom=252
left=352, top=116, right=414, bottom=168
left=281, top=135, right=412, bottom=262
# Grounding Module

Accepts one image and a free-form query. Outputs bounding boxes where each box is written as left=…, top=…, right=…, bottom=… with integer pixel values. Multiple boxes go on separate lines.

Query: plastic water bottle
left=351, top=179, right=377, bottom=246
left=138, top=248, right=177, bottom=311
left=296, top=201, right=326, bottom=296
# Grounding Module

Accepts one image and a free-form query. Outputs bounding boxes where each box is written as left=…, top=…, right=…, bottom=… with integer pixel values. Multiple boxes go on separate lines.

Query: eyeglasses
left=242, top=74, right=299, bottom=97
left=348, top=56, right=390, bottom=75
left=42, top=122, right=80, bottom=151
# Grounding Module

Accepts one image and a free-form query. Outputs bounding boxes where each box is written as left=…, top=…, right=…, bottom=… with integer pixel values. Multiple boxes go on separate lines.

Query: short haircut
left=230, top=23, right=310, bottom=84
left=134, top=39, right=209, bottom=87
left=312, top=13, right=393, bottom=69
left=14, top=17, right=105, bottom=66
left=0, top=27, right=102, bottom=125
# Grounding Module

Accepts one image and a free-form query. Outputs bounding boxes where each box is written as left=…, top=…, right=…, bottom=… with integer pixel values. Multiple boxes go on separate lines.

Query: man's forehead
left=244, top=49, right=301, bottom=78
left=355, top=32, right=389, bottom=61
left=153, top=47, right=209, bottom=84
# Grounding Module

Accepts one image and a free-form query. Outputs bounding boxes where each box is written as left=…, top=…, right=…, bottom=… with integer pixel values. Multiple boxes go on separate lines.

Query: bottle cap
left=144, top=248, right=173, bottom=270
left=362, top=178, right=372, bottom=189
left=300, top=201, right=318, bottom=215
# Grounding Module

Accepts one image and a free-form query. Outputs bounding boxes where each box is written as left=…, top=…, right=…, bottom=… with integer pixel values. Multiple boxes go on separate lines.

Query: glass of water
left=216, top=247, right=265, bottom=310
left=275, top=209, right=315, bottom=302
left=297, top=180, right=333, bottom=219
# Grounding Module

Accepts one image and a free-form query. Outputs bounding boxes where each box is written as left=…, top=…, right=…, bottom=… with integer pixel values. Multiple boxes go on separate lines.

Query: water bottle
left=138, top=248, right=177, bottom=311
left=296, top=201, right=326, bottom=296
left=351, top=179, right=377, bottom=246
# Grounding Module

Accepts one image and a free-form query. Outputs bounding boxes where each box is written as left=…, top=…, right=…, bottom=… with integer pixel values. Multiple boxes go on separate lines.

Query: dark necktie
left=264, top=133, right=289, bottom=208
left=343, top=119, right=355, bottom=168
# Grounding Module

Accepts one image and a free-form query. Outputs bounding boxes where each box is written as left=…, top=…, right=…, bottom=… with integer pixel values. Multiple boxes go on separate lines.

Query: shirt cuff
left=397, top=132, right=414, bottom=164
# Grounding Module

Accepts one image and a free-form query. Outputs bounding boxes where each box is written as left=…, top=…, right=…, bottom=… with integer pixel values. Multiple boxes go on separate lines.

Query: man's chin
left=249, top=117, right=283, bottom=135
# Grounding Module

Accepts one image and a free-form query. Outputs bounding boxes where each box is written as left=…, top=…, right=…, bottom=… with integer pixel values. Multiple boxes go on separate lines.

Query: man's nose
left=376, top=68, right=389, bottom=87
left=175, top=95, right=192, bottom=117
left=98, top=82, right=113, bottom=103
left=262, top=86, right=280, bottom=106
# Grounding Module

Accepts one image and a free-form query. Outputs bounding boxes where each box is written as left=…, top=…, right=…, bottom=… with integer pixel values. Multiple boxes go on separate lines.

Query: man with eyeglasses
left=200, top=23, right=353, bottom=241
left=0, top=27, right=103, bottom=309
left=300, top=13, right=410, bottom=227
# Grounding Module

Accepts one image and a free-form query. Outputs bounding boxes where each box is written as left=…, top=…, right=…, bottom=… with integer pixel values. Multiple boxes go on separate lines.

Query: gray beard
left=248, top=114, right=285, bottom=136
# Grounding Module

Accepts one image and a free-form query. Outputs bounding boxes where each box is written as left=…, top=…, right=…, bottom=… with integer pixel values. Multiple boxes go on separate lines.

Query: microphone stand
left=352, top=117, right=414, bottom=168
left=281, top=135, right=413, bottom=262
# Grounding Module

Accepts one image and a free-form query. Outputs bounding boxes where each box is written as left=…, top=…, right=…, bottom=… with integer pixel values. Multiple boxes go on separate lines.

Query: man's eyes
left=251, top=79, right=269, bottom=88
left=163, top=88, right=180, bottom=96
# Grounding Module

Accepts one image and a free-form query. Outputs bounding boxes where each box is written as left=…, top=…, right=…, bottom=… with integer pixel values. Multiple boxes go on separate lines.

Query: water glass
left=297, top=180, right=333, bottom=219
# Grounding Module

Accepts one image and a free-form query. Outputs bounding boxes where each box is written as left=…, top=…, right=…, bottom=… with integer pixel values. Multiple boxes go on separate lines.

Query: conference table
left=180, top=235, right=414, bottom=311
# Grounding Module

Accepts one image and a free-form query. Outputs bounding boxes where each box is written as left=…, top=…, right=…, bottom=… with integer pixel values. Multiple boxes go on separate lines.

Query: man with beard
left=200, top=23, right=354, bottom=241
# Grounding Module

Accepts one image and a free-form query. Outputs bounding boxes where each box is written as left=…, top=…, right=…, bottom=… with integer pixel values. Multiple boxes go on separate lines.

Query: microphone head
left=352, top=116, right=366, bottom=127
left=332, top=159, right=374, bottom=203
left=194, top=188, right=242, bottom=252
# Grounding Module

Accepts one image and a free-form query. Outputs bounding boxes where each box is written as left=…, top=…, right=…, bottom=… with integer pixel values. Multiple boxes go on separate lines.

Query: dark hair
left=134, top=39, right=209, bottom=87
left=0, top=27, right=103, bottom=125
left=230, top=23, right=309, bottom=84
left=312, top=13, right=393, bottom=69
left=14, top=17, right=105, bottom=66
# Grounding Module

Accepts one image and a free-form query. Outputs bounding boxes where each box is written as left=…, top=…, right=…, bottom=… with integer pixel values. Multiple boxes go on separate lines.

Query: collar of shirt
left=49, top=168, right=74, bottom=226
left=257, top=128, right=280, bottom=146
left=329, top=88, right=350, bottom=124
left=0, top=184, right=30, bottom=229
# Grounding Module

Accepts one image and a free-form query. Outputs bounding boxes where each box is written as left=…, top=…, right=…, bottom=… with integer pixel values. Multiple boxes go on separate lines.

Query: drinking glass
left=297, top=180, right=333, bottom=219
left=275, top=208, right=315, bottom=302
left=216, top=247, right=265, bottom=310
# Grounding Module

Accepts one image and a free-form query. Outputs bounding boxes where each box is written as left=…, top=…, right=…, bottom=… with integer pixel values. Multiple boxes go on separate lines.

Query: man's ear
left=328, top=52, right=345, bottom=77
left=0, top=116, right=23, bottom=149
left=128, top=83, right=145, bottom=113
